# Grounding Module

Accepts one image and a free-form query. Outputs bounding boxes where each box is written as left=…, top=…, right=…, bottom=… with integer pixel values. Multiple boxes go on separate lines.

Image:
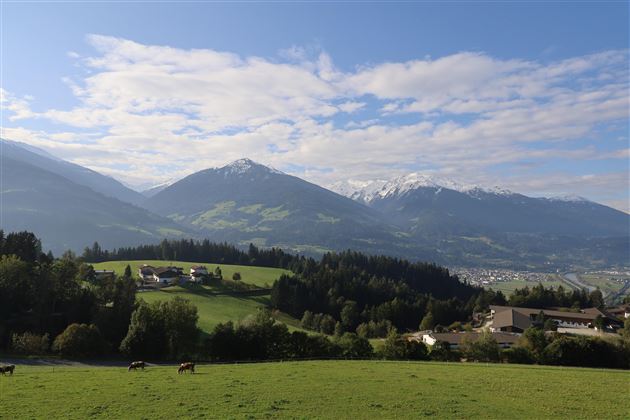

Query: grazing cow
left=178, top=362, right=195, bottom=374
left=0, top=365, right=15, bottom=375
left=128, top=361, right=146, bottom=371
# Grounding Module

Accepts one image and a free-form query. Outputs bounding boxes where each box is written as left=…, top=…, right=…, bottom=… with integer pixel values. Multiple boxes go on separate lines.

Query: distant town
left=452, top=267, right=630, bottom=300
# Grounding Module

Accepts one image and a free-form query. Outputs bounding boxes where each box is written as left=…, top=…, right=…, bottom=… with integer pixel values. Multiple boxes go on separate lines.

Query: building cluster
left=138, top=264, right=209, bottom=285
left=411, top=304, right=629, bottom=350
left=451, top=267, right=553, bottom=288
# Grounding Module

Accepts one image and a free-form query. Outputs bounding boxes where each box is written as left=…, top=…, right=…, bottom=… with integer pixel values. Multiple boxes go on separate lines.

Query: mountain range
left=1, top=139, right=628, bottom=268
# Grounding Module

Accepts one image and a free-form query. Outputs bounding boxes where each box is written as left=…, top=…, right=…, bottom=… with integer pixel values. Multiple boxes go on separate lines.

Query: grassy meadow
left=139, top=285, right=272, bottom=333
left=92, top=260, right=290, bottom=288
left=0, top=361, right=628, bottom=419
left=92, top=260, right=299, bottom=334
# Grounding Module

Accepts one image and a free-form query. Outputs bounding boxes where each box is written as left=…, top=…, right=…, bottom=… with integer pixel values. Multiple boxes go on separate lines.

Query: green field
left=139, top=285, right=272, bottom=333
left=578, top=274, right=627, bottom=297
left=92, top=260, right=290, bottom=288
left=1, top=361, right=628, bottom=419
left=93, top=260, right=298, bottom=334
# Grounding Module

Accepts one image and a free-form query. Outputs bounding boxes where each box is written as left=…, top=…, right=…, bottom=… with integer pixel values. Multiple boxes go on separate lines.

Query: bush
left=379, top=331, right=429, bottom=360
left=502, top=346, right=535, bottom=364
left=543, top=336, right=627, bottom=369
left=334, top=333, right=373, bottom=358
left=460, top=331, right=500, bottom=362
left=52, top=324, right=106, bottom=357
left=120, top=298, right=199, bottom=360
left=429, top=340, right=459, bottom=362
left=11, top=332, right=49, bottom=355
left=232, top=272, right=241, bottom=281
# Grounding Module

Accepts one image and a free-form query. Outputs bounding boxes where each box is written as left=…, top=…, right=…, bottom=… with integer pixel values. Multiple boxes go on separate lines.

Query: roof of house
left=492, top=308, right=532, bottom=331
left=191, top=265, right=207, bottom=270
left=427, top=332, right=520, bottom=345
left=153, top=267, right=180, bottom=277
left=490, top=305, right=600, bottom=322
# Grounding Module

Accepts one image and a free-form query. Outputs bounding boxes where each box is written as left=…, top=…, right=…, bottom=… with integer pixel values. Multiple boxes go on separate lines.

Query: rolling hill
left=1, top=139, right=146, bottom=205
left=0, top=157, right=192, bottom=254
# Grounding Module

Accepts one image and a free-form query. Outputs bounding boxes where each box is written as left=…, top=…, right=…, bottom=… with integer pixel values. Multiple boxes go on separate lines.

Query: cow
left=128, top=361, right=146, bottom=371
left=0, top=365, right=15, bottom=375
left=178, top=362, right=195, bottom=374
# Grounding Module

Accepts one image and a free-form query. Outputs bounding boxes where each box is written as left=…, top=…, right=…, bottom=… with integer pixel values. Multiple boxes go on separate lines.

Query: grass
left=1, top=361, right=628, bottom=419
left=93, top=260, right=296, bottom=334
left=139, top=285, right=272, bottom=333
left=92, top=260, right=290, bottom=288
left=578, top=274, right=626, bottom=296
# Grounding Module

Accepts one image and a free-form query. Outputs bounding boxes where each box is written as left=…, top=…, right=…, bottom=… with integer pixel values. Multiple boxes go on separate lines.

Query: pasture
left=139, top=285, right=273, bottom=333
left=0, top=361, right=628, bottom=419
left=92, top=260, right=290, bottom=288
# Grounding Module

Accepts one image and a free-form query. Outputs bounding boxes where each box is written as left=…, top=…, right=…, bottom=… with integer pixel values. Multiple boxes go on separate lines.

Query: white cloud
left=1, top=36, right=628, bottom=208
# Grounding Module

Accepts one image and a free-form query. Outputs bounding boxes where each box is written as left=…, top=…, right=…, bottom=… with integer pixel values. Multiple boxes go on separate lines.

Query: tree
left=460, top=331, right=500, bottom=362
left=593, top=314, right=604, bottom=330
left=543, top=318, right=557, bottom=331
left=419, top=312, right=435, bottom=330
left=622, top=317, right=630, bottom=339
left=334, top=333, right=373, bottom=358
left=429, top=340, right=458, bottom=362
left=161, top=297, right=200, bottom=358
left=52, top=324, right=106, bottom=357
left=502, top=346, right=534, bottom=364
left=521, top=327, right=548, bottom=361
left=340, top=301, right=360, bottom=331
left=319, top=315, right=336, bottom=335
left=124, top=264, right=132, bottom=279
left=380, top=330, right=429, bottom=360
left=300, top=310, right=314, bottom=329
left=120, top=298, right=199, bottom=359
left=232, top=272, right=241, bottom=281
left=11, top=332, right=49, bottom=355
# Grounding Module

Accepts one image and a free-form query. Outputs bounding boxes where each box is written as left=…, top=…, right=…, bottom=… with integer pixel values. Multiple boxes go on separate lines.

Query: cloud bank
left=2, top=35, right=628, bottom=210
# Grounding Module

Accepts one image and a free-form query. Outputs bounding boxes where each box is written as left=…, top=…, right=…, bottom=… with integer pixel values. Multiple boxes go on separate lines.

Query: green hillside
left=139, top=285, right=271, bottom=333
left=93, top=260, right=299, bottom=334
left=92, top=260, right=290, bottom=288
left=2, top=361, right=628, bottom=419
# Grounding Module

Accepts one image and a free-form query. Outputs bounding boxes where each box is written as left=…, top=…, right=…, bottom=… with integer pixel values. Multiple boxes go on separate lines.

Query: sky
left=1, top=2, right=629, bottom=212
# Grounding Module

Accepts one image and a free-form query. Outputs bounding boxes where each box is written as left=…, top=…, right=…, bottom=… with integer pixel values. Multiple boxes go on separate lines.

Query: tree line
left=2, top=230, right=628, bottom=370
left=270, top=251, right=505, bottom=336
left=82, top=239, right=300, bottom=270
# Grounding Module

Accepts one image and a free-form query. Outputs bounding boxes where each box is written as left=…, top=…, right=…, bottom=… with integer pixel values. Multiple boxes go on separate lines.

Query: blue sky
left=1, top=2, right=629, bottom=211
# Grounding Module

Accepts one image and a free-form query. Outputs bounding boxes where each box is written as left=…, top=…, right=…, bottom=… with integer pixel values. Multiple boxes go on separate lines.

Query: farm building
left=190, top=265, right=208, bottom=282
left=137, top=265, right=183, bottom=285
left=489, top=305, right=618, bottom=332
left=93, top=270, right=115, bottom=281
left=138, top=265, right=155, bottom=282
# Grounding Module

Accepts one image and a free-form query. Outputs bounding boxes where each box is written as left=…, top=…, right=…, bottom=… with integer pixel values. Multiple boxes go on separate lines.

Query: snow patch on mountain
left=544, top=194, right=591, bottom=203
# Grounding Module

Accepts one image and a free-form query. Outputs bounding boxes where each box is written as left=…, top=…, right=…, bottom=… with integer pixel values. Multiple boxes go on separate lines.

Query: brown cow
left=128, top=361, right=146, bottom=371
left=178, top=362, right=195, bottom=374
left=0, top=365, right=15, bottom=375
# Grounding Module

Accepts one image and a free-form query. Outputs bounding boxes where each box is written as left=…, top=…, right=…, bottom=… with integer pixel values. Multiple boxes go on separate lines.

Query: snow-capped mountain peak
left=330, top=173, right=516, bottom=203
left=221, top=158, right=283, bottom=175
